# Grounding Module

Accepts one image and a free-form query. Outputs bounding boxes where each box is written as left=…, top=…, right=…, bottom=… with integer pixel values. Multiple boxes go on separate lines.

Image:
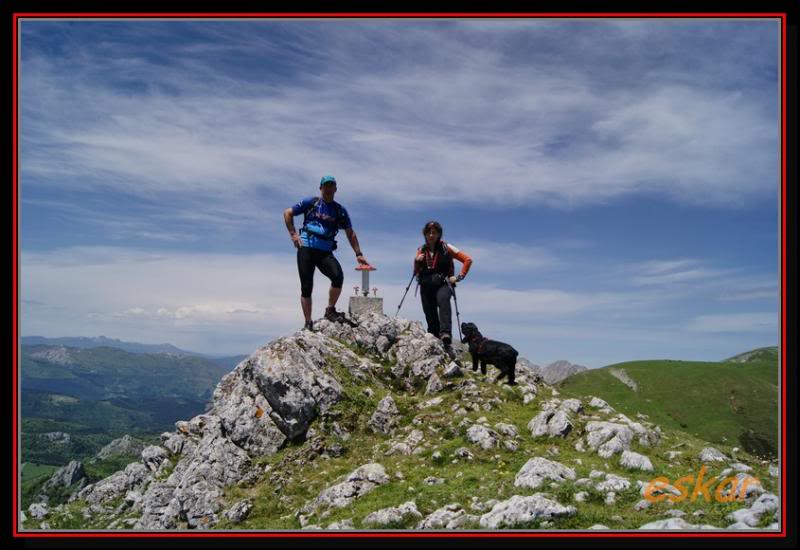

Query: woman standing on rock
left=414, top=220, right=472, bottom=358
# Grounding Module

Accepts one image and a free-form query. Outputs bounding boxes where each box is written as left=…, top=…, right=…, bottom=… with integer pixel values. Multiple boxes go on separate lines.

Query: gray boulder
left=699, top=447, right=728, bottom=463
left=479, top=494, right=577, bottom=528
left=368, top=395, right=401, bottom=435
left=94, top=435, right=146, bottom=461
left=27, top=503, right=48, bottom=520
left=594, top=473, right=631, bottom=493
left=425, top=373, right=444, bottom=394
left=306, top=463, right=389, bottom=513
left=639, top=518, right=721, bottom=530
left=466, top=425, right=499, bottom=450
left=36, top=461, right=87, bottom=503
left=514, top=457, right=576, bottom=490
left=417, top=504, right=475, bottom=529
left=583, top=421, right=634, bottom=458
left=386, top=429, right=424, bottom=456
left=363, top=501, right=422, bottom=527
left=224, top=500, right=253, bottom=523
left=141, top=446, right=169, bottom=472
left=71, top=462, right=152, bottom=507
left=619, top=450, right=654, bottom=472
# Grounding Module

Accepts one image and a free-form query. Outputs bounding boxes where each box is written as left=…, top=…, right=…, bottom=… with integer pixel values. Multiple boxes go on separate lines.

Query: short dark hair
left=422, top=220, right=443, bottom=236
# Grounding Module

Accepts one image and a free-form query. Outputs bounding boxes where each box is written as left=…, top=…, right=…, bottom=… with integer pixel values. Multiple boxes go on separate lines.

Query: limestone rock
left=619, top=450, right=654, bottom=472
left=466, top=425, right=499, bottom=450
left=639, top=518, right=721, bottom=530
left=514, top=457, right=576, bottom=490
left=417, top=503, right=474, bottom=529
left=307, top=463, right=389, bottom=512
left=95, top=435, right=146, bottom=461
left=368, top=395, right=401, bottom=435
left=479, top=494, right=577, bottom=529
left=363, top=501, right=422, bottom=527
left=699, top=447, right=728, bottom=463
left=224, top=500, right=253, bottom=523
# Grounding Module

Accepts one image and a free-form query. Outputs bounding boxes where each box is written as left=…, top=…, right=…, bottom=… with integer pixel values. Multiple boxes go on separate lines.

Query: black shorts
left=297, top=247, right=344, bottom=298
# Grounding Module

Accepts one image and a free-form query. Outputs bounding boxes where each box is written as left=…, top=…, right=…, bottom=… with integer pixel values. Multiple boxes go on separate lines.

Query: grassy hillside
left=724, top=346, right=779, bottom=364
left=558, top=354, right=779, bottom=459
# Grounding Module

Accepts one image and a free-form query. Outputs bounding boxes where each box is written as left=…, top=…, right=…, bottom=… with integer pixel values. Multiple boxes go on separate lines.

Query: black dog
left=460, top=322, right=518, bottom=385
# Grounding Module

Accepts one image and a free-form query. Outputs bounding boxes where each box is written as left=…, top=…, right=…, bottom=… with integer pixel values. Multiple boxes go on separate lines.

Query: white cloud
left=629, top=258, right=740, bottom=287
left=686, top=312, right=777, bottom=333
left=20, top=21, right=778, bottom=237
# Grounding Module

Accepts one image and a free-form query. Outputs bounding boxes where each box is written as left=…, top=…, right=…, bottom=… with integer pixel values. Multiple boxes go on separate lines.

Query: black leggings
left=420, top=282, right=452, bottom=338
left=297, top=247, right=344, bottom=298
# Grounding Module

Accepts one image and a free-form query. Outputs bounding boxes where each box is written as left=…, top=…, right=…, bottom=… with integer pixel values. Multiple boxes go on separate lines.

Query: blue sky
left=19, top=19, right=781, bottom=367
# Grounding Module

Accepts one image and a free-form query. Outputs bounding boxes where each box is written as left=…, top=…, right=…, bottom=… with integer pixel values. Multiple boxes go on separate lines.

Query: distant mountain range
left=21, top=336, right=248, bottom=370
left=22, top=336, right=202, bottom=356
left=19, top=342, right=244, bottom=467
left=515, top=358, right=588, bottom=385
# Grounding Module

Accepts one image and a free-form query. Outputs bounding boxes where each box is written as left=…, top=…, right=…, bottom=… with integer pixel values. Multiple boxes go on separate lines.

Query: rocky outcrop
left=35, top=461, right=87, bottom=504
left=528, top=398, right=583, bottom=438
left=575, top=413, right=661, bottom=458
left=385, top=429, right=425, bottom=456
left=639, top=518, right=721, bottom=530
left=71, top=462, right=152, bottom=507
left=479, top=495, right=577, bottom=528
left=363, top=501, right=422, bottom=527
left=223, top=500, right=253, bottom=524
left=514, top=457, right=576, bottom=489
left=466, top=425, right=500, bottom=450
left=368, top=396, right=401, bottom=435
left=303, top=463, right=389, bottom=514
left=699, top=447, right=728, bottom=463
left=41, top=432, right=71, bottom=445
left=726, top=493, right=779, bottom=527
left=619, top=451, right=654, bottom=472
left=94, top=435, right=146, bottom=461
left=417, top=504, right=476, bottom=529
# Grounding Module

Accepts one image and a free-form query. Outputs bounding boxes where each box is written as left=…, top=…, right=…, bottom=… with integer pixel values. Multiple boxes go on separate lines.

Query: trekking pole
left=447, top=279, right=463, bottom=344
left=394, top=272, right=417, bottom=318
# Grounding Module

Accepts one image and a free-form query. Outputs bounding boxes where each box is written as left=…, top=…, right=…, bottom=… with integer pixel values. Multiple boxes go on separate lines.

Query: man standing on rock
left=284, top=175, right=370, bottom=331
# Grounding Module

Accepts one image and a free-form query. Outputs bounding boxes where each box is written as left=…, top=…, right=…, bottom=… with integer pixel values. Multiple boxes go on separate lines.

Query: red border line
left=12, top=12, right=788, bottom=539
left=12, top=11, right=19, bottom=540
left=780, top=11, right=787, bottom=536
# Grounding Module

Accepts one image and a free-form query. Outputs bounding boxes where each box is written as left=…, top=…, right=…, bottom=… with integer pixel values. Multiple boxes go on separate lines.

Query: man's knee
left=301, top=284, right=313, bottom=298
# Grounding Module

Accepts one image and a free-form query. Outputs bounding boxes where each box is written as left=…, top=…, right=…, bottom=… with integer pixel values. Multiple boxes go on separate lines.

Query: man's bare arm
left=284, top=208, right=301, bottom=248
left=345, top=228, right=369, bottom=265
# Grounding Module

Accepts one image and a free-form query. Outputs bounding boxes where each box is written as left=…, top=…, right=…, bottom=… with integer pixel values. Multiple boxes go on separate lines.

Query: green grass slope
left=558, top=353, right=779, bottom=459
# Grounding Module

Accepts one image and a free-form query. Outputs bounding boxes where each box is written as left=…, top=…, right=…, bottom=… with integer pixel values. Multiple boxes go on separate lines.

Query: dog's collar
left=468, top=334, right=489, bottom=354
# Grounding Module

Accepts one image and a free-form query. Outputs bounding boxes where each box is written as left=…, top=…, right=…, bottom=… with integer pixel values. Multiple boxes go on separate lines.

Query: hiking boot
left=440, top=334, right=456, bottom=359
left=303, top=320, right=314, bottom=331
left=324, top=306, right=344, bottom=322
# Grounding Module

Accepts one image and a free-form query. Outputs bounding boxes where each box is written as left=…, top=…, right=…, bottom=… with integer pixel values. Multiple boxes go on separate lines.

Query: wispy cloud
left=686, top=312, right=777, bottom=333
left=21, top=20, right=779, bottom=239
left=626, top=258, right=778, bottom=305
